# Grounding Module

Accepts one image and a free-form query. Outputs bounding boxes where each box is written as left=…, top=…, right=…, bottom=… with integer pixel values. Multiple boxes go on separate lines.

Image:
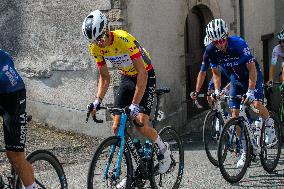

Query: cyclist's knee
left=6, top=151, right=26, bottom=166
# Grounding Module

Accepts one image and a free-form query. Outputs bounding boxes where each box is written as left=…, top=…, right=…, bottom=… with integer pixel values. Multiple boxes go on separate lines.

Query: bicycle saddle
left=155, top=87, right=170, bottom=95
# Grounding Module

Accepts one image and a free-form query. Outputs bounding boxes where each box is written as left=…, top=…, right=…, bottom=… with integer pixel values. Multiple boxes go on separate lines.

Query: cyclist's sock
left=154, top=135, right=166, bottom=154
left=25, top=182, right=36, bottom=189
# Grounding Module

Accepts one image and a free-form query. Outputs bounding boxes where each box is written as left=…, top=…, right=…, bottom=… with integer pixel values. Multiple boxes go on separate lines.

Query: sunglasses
left=279, top=40, right=284, bottom=44
left=96, top=32, right=105, bottom=42
left=212, top=37, right=227, bottom=46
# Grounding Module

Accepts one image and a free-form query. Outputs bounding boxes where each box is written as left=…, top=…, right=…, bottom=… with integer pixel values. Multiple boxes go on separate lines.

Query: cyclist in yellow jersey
left=82, top=10, right=171, bottom=178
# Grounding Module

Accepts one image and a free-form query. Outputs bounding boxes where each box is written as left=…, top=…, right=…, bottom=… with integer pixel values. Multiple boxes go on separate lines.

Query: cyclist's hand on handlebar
left=129, top=103, right=140, bottom=118
left=211, top=89, right=221, bottom=101
left=190, top=91, right=199, bottom=100
left=221, top=88, right=229, bottom=96
left=266, top=80, right=273, bottom=87
left=244, top=89, right=255, bottom=104
left=87, top=99, right=101, bottom=116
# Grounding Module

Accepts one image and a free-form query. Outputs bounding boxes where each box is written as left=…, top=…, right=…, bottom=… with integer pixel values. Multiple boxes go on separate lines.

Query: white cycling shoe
left=116, top=177, right=127, bottom=189
left=265, top=126, right=276, bottom=144
left=236, top=152, right=246, bottom=168
left=157, top=142, right=172, bottom=174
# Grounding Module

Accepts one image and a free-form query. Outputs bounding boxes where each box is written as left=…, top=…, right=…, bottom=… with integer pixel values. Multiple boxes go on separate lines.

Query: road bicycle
left=86, top=87, right=184, bottom=189
left=194, top=93, right=231, bottom=167
left=0, top=115, right=68, bottom=189
left=217, top=96, right=282, bottom=183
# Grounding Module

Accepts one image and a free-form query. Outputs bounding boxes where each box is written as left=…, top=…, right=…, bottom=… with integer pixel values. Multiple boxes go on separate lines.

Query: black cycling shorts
left=0, top=88, right=27, bottom=152
left=114, top=69, right=156, bottom=116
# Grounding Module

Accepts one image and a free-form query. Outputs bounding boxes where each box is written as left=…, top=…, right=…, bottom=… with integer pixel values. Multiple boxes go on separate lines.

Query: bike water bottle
left=133, top=138, right=144, bottom=158
left=143, top=140, right=152, bottom=161
left=254, top=118, right=262, bottom=137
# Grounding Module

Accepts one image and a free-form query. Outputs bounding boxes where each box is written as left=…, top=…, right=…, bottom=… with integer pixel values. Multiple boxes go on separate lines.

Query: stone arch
left=184, top=1, right=219, bottom=120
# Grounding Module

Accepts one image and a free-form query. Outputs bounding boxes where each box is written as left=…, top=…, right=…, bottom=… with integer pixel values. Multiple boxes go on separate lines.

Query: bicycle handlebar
left=86, top=106, right=144, bottom=127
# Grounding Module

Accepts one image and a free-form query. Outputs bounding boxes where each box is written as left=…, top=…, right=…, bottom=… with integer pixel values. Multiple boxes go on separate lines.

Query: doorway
left=184, top=5, right=213, bottom=120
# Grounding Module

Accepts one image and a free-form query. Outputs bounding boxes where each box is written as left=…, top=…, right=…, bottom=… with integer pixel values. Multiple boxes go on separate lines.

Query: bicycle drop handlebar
left=193, top=93, right=259, bottom=113
left=86, top=106, right=144, bottom=127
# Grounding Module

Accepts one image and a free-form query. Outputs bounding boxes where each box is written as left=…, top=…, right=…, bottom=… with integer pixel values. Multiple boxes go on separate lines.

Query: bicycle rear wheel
left=151, top=126, right=184, bottom=189
left=87, top=136, right=133, bottom=189
left=218, top=118, right=251, bottom=183
left=203, top=110, right=222, bottom=166
left=260, top=112, right=282, bottom=173
left=15, top=150, right=67, bottom=189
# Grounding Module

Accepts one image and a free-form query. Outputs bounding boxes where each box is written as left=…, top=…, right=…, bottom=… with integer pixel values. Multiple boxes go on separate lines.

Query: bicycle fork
left=104, top=114, right=127, bottom=181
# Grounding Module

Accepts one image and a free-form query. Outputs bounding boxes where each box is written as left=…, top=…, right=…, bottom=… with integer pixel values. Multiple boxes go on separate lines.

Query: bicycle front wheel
left=203, top=110, right=222, bottom=166
left=260, top=112, right=282, bottom=173
left=15, top=150, right=68, bottom=189
left=87, top=136, right=133, bottom=189
left=218, top=118, right=251, bottom=183
left=151, top=126, right=184, bottom=189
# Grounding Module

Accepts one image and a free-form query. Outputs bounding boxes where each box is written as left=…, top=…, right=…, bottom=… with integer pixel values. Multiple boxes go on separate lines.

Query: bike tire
left=15, top=150, right=68, bottom=189
left=218, top=118, right=251, bottom=183
left=203, top=110, right=220, bottom=167
left=87, top=136, right=133, bottom=189
left=260, top=112, right=282, bottom=173
left=278, top=100, right=284, bottom=123
left=278, top=100, right=284, bottom=142
left=151, top=126, right=184, bottom=189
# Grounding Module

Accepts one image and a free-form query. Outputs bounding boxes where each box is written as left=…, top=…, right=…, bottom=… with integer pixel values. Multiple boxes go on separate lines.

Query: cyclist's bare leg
left=231, top=109, right=241, bottom=136
left=6, top=151, right=35, bottom=187
left=135, top=113, right=158, bottom=141
left=207, top=89, right=214, bottom=107
left=253, top=101, right=269, bottom=119
left=112, top=114, right=158, bottom=141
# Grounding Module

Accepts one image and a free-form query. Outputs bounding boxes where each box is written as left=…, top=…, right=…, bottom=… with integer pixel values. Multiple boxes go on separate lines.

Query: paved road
left=64, top=132, right=284, bottom=189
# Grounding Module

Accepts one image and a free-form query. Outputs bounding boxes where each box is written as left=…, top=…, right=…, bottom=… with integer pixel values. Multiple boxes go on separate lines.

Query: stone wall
left=0, top=0, right=127, bottom=137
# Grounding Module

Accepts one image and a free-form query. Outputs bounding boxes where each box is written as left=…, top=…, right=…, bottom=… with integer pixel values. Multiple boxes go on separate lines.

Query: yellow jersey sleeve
left=88, top=44, right=106, bottom=67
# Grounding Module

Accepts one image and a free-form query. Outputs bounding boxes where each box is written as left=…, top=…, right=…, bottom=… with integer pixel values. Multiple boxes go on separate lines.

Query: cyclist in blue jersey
left=205, top=19, right=276, bottom=168
left=191, top=35, right=230, bottom=103
left=0, top=50, right=36, bottom=189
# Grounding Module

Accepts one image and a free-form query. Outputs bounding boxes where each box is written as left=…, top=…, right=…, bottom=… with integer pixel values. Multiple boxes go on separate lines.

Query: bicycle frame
left=104, top=113, right=127, bottom=180
left=236, top=103, right=263, bottom=153
left=103, top=112, right=149, bottom=182
left=213, top=96, right=231, bottom=125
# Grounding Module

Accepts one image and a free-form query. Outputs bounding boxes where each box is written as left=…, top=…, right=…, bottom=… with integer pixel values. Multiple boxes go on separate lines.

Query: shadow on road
left=180, top=131, right=284, bottom=188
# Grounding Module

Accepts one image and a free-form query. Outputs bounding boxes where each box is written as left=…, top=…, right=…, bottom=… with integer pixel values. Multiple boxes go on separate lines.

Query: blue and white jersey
left=0, top=50, right=25, bottom=93
left=199, top=50, right=230, bottom=84
left=205, top=36, right=262, bottom=83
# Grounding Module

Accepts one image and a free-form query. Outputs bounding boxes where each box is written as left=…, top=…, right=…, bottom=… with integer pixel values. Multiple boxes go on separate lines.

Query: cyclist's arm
left=196, top=52, right=210, bottom=92
left=211, top=67, right=221, bottom=91
left=132, top=56, right=148, bottom=104
left=246, top=60, right=257, bottom=90
left=195, top=71, right=206, bottom=92
left=268, top=47, right=279, bottom=82
left=268, top=64, right=276, bottom=82
left=97, top=64, right=110, bottom=101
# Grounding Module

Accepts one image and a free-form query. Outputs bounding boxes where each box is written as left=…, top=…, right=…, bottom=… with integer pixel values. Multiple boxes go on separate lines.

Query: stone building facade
left=0, top=0, right=283, bottom=136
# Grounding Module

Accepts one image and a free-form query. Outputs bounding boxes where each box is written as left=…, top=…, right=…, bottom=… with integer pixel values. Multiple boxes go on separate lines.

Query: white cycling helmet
left=277, top=30, right=284, bottom=40
left=204, top=35, right=211, bottom=46
left=82, top=10, right=107, bottom=42
left=206, top=19, right=228, bottom=41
